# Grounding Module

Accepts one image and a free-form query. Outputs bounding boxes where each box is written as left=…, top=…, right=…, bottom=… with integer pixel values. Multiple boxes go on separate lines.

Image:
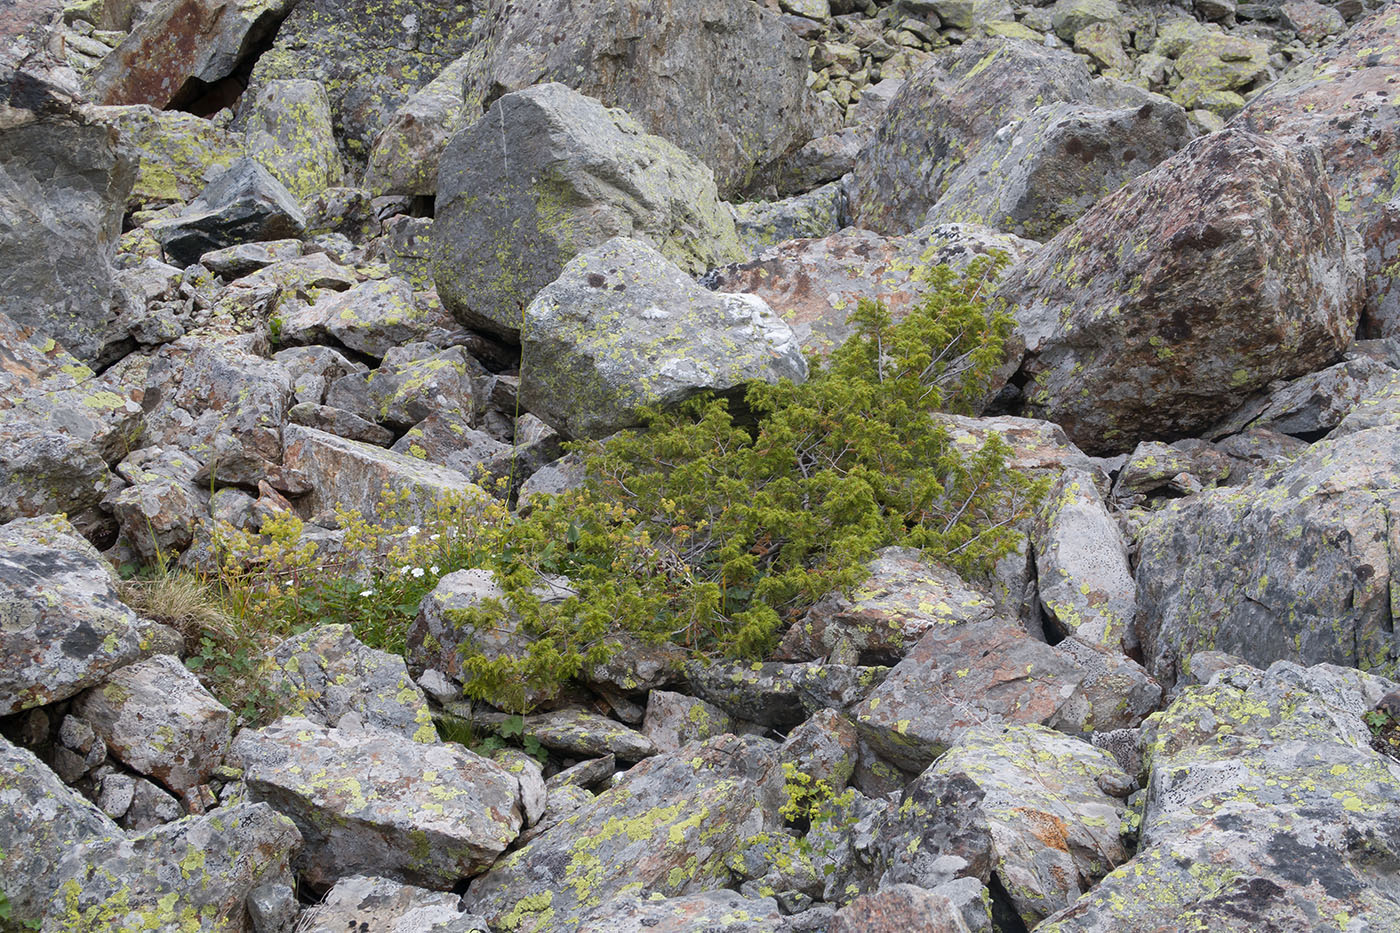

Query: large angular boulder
left=281, top=425, right=488, bottom=522
left=0, top=75, right=135, bottom=363
left=242, top=78, right=344, bottom=201
left=853, top=619, right=1158, bottom=771
left=100, top=105, right=244, bottom=207
left=924, top=98, right=1194, bottom=241
left=241, top=0, right=479, bottom=170
left=149, top=159, right=307, bottom=267
left=278, top=278, right=460, bottom=360
left=1037, top=662, right=1400, bottom=930
left=847, top=39, right=1096, bottom=235
left=264, top=625, right=438, bottom=743
left=364, top=54, right=474, bottom=197
left=231, top=717, right=522, bottom=889
left=1236, top=6, right=1400, bottom=335
left=518, top=237, right=806, bottom=439
left=463, top=0, right=830, bottom=197
left=0, top=515, right=154, bottom=715
left=463, top=734, right=781, bottom=933
left=46, top=802, right=301, bottom=931
left=74, top=654, right=233, bottom=795
left=0, top=735, right=120, bottom=929
left=1002, top=128, right=1363, bottom=454
left=432, top=84, right=745, bottom=339
left=702, top=223, right=1036, bottom=358
left=84, top=0, right=297, bottom=108
left=1136, top=421, right=1400, bottom=686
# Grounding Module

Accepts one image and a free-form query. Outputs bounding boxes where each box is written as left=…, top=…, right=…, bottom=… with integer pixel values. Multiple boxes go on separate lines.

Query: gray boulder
left=299, top=875, right=489, bottom=933
left=1136, top=421, right=1400, bottom=685
left=0, top=735, right=119, bottom=929
left=45, top=802, right=301, bottom=933
left=1209, top=355, right=1398, bottom=440
left=924, top=97, right=1194, bottom=241
left=99, top=105, right=244, bottom=208
left=642, top=690, right=735, bottom=755
left=0, top=515, right=153, bottom=715
left=1003, top=128, right=1363, bottom=454
left=231, top=716, right=522, bottom=889
left=463, top=0, right=830, bottom=197
left=519, top=237, right=806, bottom=439
left=848, top=39, right=1096, bottom=235
left=364, top=55, right=475, bottom=198
left=0, top=92, right=134, bottom=362
left=150, top=159, right=307, bottom=267
left=432, top=84, right=745, bottom=339
left=463, top=733, right=782, bottom=933
left=579, top=890, right=783, bottom=933
left=242, top=78, right=344, bottom=201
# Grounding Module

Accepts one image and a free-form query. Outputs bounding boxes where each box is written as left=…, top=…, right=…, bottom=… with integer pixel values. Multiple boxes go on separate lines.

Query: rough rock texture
left=85, top=0, right=297, bottom=108
left=0, top=515, right=154, bottom=715
left=281, top=425, right=488, bottom=522
left=831, top=884, right=979, bottom=933
left=579, top=890, right=783, bottom=933
left=0, top=735, right=120, bottom=928
left=242, top=0, right=479, bottom=170
left=777, top=546, right=999, bottom=665
left=0, top=100, right=134, bottom=363
left=231, top=717, right=522, bottom=889
left=45, top=802, right=301, bottom=932
left=464, top=734, right=781, bottom=933
left=1136, top=422, right=1400, bottom=685
left=74, top=653, right=233, bottom=795
left=1039, top=662, right=1400, bottom=930
left=100, top=105, right=243, bottom=207
left=853, top=619, right=1157, bottom=771
left=642, top=689, right=735, bottom=754
left=1002, top=128, right=1363, bottom=454
left=702, top=223, right=1037, bottom=357
left=1208, top=356, right=1398, bottom=440
left=242, top=78, right=344, bottom=201
left=924, top=97, right=1194, bottom=241
left=264, top=625, right=438, bottom=743
left=518, top=237, right=806, bottom=439
left=278, top=278, right=459, bottom=360
left=1236, top=6, right=1400, bottom=335
left=1034, top=468, right=1136, bottom=652
left=364, top=54, right=474, bottom=197
left=464, top=0, right=830, bottom=197
left=432, top=84, right=745, bottom=339
left=150, top=159, right=307, bottom=267
left=299, top=875, right=489, bottom=933
left=524, top=709, right=657, bottom=761
left=848, top=39, right=1096, bottom=235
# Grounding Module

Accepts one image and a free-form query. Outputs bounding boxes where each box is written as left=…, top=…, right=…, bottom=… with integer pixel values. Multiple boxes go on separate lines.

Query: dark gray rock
left=150, top=159, right=307, bottom=267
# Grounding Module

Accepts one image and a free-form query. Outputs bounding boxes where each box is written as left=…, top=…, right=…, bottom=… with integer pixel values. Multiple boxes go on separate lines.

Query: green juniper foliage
left=453, top=256, right=1047, bottom=709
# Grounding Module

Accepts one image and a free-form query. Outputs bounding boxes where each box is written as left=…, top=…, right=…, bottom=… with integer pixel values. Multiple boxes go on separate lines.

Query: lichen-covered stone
left=279, top=278, right=461, bottom=361
left=848, top=39, right=1097, bottom=235
left=831, top=884, right=983, bottom=933
left=432, top=84, right=745, bottom=339
left=1209, top=355, right=1398, bottom=440
left=74, top=653, right=233, bottom=795
left=683, top=659, right=885, bottom=729
left=281, top=424, right=488, bottom=523
left=101, top=105, right=244, bottom=207
left=1002, top=128, right=1363, bottom=454
left=924, top=98, right=1194, bottom=241
left=1035, top=468, right=1135, bottom=652
left=298, top=874, right=489, bottom=933
left=105, top=446, right=207, bottom=563
left=779, top=708, right=859, bottom=793
left=579, top=890, right=783, bottom=933
left=364, top=54, right=474, bottom=198
left=1135, top=421, right=1400, bottom=685
left=0, top=514, right=154, bottom=715
left=703, top=223, right=1036, bottom=359
left=1038, top=662, right=1400, bottom=930
left=0, top=734, right=119, bottom=929
left=463, top=733, right=782, bottom=933
left=642, top=689, right=735, bottom=754
left=326, top=343, right=479, bottom=432
left=463, top=0, right=830, bottom=198
left=525, top=709, right=657, bottom=761
left=731, top=181, right=845, bottom=254
left=44, top=801, right=301, bottom=933
left=518, top=237, right=806, bottom=439
left=264, top=624, right=437, bottom=744
left=777, top=546, right=998, bottom=665
left=243, top=79, right=344, bottom=202
left=231, top=716, right=521, bottom=889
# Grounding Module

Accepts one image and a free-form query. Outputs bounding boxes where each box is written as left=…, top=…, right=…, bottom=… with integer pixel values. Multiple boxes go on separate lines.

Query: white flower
left=359, top=589, right=374, bottom=598
left=406, top=525, right=421, bottom=535
left=429, top=565, right=440, bottom=575
left=429, top=533, right=441, bottom=541
left=399, top=565, right=411, bottom=575
left=411, top=567, right=425, bottom=578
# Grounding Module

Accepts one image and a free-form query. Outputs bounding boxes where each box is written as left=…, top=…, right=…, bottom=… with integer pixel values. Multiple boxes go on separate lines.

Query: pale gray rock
left=364, top=55, right=475, bottom=198
left=0, top=515, right=153, bottom=715
left=731, top=181, right=846, bottom=254
left=243, top=78, right=344, bottom=201
left=299, top=875, right=489, bottom=933
left=642, top=690, right=736, bottom=755
left=74, top=654, right=232, bottom=795
left=779, top=708, right=859, bottom=793
left=524, top=709, right=657, bottom=761
left=491, top=749, right=547, bottom=828
left=277, top=277, right=461, bottom=360
left=120, top=775, right=185, bottom=831
left=264, top=625, right=438, bottom=743
left=326, top=343, right=479, bottom=431
left=100, top=104, right=244, bottom=208
left=579, top=890, right=783, bottom=933
left=104, top=446, right=207, bottom=563
left=518, top=237, right=806, bottom=440
left=231, top=717, right=522, bottom=889
left=433, top=84, right=745, bottom=339
left=1209, top=356, right=1398, bottom=440
left=0, top=735, right=119, bottom=929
